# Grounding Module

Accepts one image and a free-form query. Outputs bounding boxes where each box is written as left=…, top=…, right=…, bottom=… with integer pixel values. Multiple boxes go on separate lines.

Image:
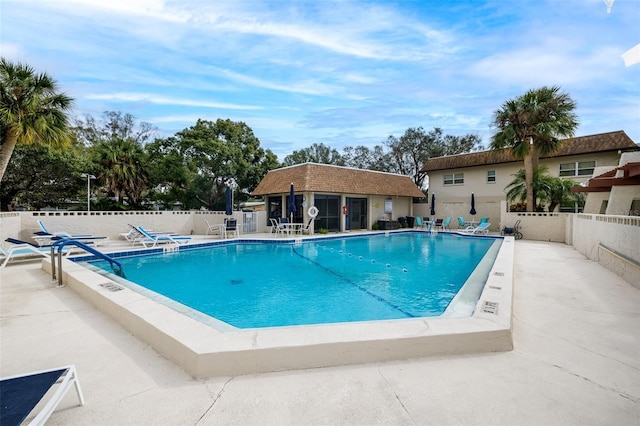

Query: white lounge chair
left=462, top=222, right=491, bottom=235
left=135, top=226, right=191, bottom=247
left=1, top=238, right=71, bottom=268
left=0, top=365, right=84, bottom=426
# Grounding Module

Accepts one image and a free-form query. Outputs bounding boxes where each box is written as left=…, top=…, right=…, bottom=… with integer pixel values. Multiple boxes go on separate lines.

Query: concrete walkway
left=1, top=240, right=638, bottom=425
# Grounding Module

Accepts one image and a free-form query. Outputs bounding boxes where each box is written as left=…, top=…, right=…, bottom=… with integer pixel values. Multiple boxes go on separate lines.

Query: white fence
left=0, top=210, right=269, bottom=244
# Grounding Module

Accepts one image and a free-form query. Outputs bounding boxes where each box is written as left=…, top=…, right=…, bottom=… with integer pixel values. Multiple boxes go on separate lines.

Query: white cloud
left=85, top=93, right=262, bottom=110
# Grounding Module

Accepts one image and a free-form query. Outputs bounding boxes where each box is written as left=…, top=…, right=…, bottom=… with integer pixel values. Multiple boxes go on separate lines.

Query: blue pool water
left=90, top=233, right=498, bottom=328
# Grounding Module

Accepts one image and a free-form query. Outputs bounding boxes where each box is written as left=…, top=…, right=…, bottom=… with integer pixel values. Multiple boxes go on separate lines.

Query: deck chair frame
left=0, top=365, right=84, bottom=426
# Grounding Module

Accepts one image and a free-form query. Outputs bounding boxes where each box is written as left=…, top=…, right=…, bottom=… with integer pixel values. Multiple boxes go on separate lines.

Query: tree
left=74, top=111, right=156, bottom=146
left=504, top=166, right=583, bottom=212
left=342, top=145, right=392, bottom=172
left=490, top=86, right=578, bottom=212
left=146, top=119, right=277, bottom=210
left=0, top=58, right=74, bottom=182
left=385, top=127, right=482, bottom=189
left=92, top=138, right=148, bottom=208
left=0, top=141, right=90, bottom=210
left=504, top=167, right=552, bottom=211
left=281, top=143, right=344, bottom=167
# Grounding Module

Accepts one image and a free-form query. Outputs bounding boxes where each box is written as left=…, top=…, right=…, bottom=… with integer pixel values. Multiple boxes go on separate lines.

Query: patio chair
left=457, top=217, right=467, bottom=229
left=443, top=216, right=452, bottom=230
left=462, top=222, right=491, bottom=235
left=434, top=218, right=443, bottom=230
left=479, top=217, right=490, bottom=224
left=205, top=219, right=223, bottom=237
left=296, top=218, right=314, bottom=235
left=269, top=218, right=286, bottom=237
left=0, top=365, right=84, bottom=426
left=135, top=226, right=191, bottom=247
left=1, top=238, right=71, bottom=268
left=223, top=218, right=239, bottom=239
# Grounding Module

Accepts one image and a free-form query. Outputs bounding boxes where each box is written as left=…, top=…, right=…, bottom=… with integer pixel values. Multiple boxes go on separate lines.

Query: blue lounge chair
left=457, top=217, right=467, bottom=229
left=135, top=226, right=191, bottom=247
left=462, top=222, right=491, bottom=235
left=34, top=220, right=109, bottom=247
left=0, top=365, right=84, bottom=426
left=443, top=216, right=452, bottom=230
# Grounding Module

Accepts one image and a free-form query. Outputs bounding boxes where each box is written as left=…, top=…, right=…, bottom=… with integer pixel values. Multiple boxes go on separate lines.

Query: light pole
left=81, top=173, right=96, bottom=212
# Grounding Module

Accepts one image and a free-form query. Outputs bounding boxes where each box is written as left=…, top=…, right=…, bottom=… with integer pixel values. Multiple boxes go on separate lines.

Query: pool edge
left=45, top=235, right=514, bottom=378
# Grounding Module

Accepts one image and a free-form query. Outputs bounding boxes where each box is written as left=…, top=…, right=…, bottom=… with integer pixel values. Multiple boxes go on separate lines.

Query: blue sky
left=2, top=0, right=639, bottom=160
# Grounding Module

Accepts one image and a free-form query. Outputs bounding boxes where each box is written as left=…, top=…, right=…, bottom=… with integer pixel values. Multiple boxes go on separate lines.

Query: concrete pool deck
left=1, top=240, right=639, bottom=425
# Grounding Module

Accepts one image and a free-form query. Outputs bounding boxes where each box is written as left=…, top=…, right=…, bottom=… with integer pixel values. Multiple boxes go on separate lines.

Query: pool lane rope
left=291, top=247, right=416, bottom=318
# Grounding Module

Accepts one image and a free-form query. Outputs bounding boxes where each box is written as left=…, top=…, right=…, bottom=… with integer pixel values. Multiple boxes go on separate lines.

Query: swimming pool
left=60, top=230, right=514, bottom=377
left=90, top=233, right=499, bottom=329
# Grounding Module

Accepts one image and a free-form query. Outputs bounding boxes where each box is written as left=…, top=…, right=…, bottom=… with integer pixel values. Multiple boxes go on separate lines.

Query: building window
left=313, top=195, right=340, bottom=232
left=443, top=173, right=464, bottom=185
left=559, top=161, right=596, bottom=177
left=487, top=170, right=496, bottom=183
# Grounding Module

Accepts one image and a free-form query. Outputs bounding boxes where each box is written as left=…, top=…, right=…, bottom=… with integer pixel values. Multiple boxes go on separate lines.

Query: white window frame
left=444, top=173, right=464, bottom=185
left=487, top=170, right=496, bottom=183
left=559, top=160, right=596, bottom=177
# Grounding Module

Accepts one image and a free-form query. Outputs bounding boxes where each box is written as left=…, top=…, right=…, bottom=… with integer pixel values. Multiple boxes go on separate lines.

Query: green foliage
left=146, top=119, right=277, bottom=210
left=282, top=143, right=344, bottom=167
left=385, top=127, right=482, bottom=189
left=92, top=138, right=148, bottom=208
left=0, top=142, right=90, bottom=210
left=505, top=166, right=584, bottom=212
left=318, top=228, right=329, bottom=234
left=491, top=86, right=578, bottom=212
left=74, top=111, right=156, bottom=146
left=282, top=127, right=481, bottom=193
left=0, top=58, right=74, bottom=182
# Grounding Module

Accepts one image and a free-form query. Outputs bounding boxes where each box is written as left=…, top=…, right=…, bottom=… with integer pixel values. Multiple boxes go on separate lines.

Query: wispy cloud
left=86, top=93, right=262, bottom=110
left=2, top=0, right=638, bottom=159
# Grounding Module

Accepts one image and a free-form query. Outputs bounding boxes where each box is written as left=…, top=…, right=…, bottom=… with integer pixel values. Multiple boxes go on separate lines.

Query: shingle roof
left=421, top=131, right=638, bottom=172
left=252, top=163, right=425, bottom=198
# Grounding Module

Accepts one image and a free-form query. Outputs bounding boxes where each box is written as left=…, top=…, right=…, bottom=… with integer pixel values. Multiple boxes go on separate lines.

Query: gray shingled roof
left=421, top=131, right=638, bottom=172
left=252, top=163, right=425, bottom=198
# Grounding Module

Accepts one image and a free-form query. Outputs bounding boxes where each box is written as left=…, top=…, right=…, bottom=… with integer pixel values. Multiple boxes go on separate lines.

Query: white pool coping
left=44, top=233, right=514, bottom=378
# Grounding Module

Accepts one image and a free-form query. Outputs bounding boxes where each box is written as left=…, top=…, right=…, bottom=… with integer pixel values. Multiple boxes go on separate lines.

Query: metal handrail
left=52, top=240, right=125, bottom=286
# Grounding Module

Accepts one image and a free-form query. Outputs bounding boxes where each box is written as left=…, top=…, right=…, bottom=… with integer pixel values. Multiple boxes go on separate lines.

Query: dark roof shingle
left=252, top=163, right=425, bottom=198
left=421, top=131, right=638, bottom=172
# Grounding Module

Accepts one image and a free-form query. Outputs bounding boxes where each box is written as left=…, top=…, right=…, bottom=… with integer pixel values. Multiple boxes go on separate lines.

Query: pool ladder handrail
left=51, top=239, right=125, bottom=287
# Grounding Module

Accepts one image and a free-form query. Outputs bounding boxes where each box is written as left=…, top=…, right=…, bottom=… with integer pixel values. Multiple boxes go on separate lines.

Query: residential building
left=252, top=163, right=425, bottom=233
left=420, top=131, right=638, bottom=229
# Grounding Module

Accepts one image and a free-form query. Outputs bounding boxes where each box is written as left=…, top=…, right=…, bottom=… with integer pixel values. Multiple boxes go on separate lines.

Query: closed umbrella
left=288, top=183, right=296, bottom=222
left=430, top=193, right=436, bottom=216
left=225, top=186, right=232, bottom=216
left=470, top=193, right=476, bottom=220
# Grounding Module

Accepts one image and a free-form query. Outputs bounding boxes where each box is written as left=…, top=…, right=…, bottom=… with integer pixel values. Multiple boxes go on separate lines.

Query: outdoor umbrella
left=288, top=183, right=296, bottom=222
left=225, top=186, right=232, bottom=216
left=430, top=193, right=436, bottom=216
left=470, top=193, right=476, bottom=219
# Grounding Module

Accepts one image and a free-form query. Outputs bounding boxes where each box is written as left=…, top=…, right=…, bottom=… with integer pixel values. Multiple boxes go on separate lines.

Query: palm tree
left=93, top=138, right=148, bottom=208
left=0, top=58, right=73, bottom=182
left=490, top=86, right=578, bottom=212
left=505, top=167, right=552, bottom=211
left=505, top=166, right=584, bottom=212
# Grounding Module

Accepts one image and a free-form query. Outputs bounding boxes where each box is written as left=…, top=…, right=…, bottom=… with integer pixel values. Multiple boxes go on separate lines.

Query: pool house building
left=252, top=163, right=426, bottom=233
